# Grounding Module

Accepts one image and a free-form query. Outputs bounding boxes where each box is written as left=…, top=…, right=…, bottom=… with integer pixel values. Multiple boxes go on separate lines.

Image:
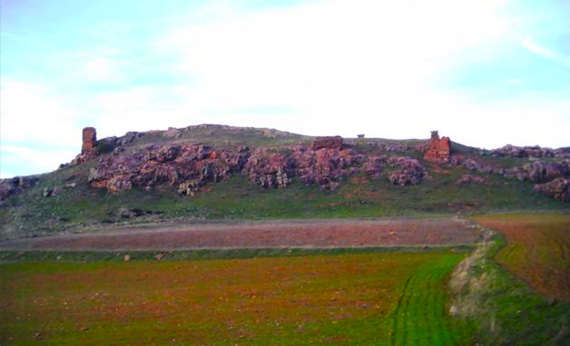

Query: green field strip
left=0, top=245, right=475, bottom=263
left=0, top=252, right=474, bottom=345
left=387, top=254, right=469, bottom=346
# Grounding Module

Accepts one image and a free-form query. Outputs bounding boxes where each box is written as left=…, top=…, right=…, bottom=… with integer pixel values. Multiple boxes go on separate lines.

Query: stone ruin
left=69, top=127, right=99, bottom=166
left=424, top=131, right=451, bottom=161
left=82, top=127, right=97, bottom=154
left=312, top=136, right=343, bottom=150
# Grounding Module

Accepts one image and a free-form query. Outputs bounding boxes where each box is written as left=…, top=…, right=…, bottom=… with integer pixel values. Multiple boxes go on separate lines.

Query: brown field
left=0, top=217, right=479, bottom=251
left=474, top=213, right=570, bottom=302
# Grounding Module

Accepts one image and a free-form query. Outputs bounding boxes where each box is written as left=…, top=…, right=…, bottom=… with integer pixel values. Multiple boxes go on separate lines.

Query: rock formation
left=0, top=176, right=39, bottom=201
left=387, top=157, right=428, bottom=186
left=534, top=178, right=570, bottom=202
left=424, top=131, right=451, bottom=161
left=87, top=141, right=367, bottom=193
left=456, top=174, right=485, bottom=185
left=312, top=136, right=343, bottom=151
left=491, top=144, right=570, bottom=159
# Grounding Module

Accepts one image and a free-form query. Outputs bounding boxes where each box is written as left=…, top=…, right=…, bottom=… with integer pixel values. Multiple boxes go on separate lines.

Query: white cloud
left=0, top=145, right=76, bottom=178
left=2, top=0, right=569, bottom=177
left=0, top=79, right=80, bottom=147
left=83, top=57, right=121, bottom=82
left=521, top=37, right=570, bottom=68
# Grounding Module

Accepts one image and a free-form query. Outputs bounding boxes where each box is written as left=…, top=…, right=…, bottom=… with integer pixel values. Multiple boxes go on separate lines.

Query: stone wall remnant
left=424, top=131, right=451, bottom=161
left=82, top=127, right=97, bottom=154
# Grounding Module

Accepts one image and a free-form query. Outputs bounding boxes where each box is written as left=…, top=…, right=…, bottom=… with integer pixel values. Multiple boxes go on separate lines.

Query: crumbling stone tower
left=424, top=131, right=451, bottom=161
left=82, top=127, right=97, bottom=154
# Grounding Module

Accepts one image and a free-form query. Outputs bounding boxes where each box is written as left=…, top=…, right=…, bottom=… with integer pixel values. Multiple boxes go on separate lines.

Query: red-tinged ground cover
left=0, top=252, right=471, bottom=345
left=474, top=213, right=570, bottom=302
left=0, top=218, right=479, bottom=251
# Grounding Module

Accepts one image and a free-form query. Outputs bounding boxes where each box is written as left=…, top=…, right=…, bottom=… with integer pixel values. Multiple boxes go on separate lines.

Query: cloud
left=0, top=79, right=81, bottom=146
left=521, top=37, right=570, bottom=68
left=83, top=57, right=121, bottom=82
left=1, top=0, right=569, bottom=177
left=0, top=145, right=76, bottom=178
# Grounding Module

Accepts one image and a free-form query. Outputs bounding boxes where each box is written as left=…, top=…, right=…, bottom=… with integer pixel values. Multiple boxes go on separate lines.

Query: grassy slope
left=2, top=162, right=567, bottom=240
left=474, top=214, right=570, bottom=302
left=1, top=125, right=568, bottom=239
left=0, top=252, right=471, bottom=345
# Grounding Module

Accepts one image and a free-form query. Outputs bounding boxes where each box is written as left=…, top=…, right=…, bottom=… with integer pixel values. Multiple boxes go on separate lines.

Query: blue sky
left=1, top=0, right=569, bottom=178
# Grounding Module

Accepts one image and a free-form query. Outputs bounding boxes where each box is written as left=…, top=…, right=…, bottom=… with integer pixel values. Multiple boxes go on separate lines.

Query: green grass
left=0, top=245, right=475, bottom=263
left=0, top=252, right=471, bottom=345
left=449, top=225, right=570, bottom=345
left=3, top=166, right=567, bottom=240
left=474, top=214, right=570, bottom=302
left=388, top=255, right=470, bottom=345
left=2, top=123, right=569, bottom=240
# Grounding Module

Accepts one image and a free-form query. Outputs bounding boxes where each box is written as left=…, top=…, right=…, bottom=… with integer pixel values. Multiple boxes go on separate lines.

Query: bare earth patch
left=474, top=213, right=570, bottom=302
left=0, top=217, right=479, bottom=251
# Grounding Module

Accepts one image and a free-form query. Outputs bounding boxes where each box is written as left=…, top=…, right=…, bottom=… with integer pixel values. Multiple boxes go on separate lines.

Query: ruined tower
left=82, top=127, right=97, bottom=154
left=424, top=131, right=451, bottom=161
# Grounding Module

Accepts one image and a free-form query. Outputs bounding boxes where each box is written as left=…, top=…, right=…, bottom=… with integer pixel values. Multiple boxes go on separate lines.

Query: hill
left=1, top=124, right=569, bottom=240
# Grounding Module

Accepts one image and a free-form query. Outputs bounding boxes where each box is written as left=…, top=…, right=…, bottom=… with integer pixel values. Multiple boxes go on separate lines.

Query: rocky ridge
left=1, top=126, right=569, bottom=203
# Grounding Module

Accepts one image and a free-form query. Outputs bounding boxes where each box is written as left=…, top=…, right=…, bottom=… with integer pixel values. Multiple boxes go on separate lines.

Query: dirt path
left=0, top=217, right=480, bottom=251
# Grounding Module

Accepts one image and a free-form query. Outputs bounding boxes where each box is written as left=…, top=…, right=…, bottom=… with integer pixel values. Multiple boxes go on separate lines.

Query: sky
left=1, top=0, right=569, bottom=178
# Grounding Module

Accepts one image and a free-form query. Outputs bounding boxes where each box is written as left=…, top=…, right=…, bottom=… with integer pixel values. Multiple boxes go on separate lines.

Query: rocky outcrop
left=534, top=178, right=570, bottom=202
left=362, top=156, right=387, bottom=178
left=387, top=157, right=428, bottom=186
left=86, top=140, right=368, bottom=193
left=492, top=145, right=570, bottom=159
left=456, top=175, right=485, bottom=185
left=243, top=148, right=292, bottom=189
left=424, top=131, right=451, bottom=161
left=312, top=136, right=343, bottom=151
left=0, top=176, right=39, bottom=201
left=88, top=144, right=248, bottom=193
left=294, top=146, right=362, bottom=190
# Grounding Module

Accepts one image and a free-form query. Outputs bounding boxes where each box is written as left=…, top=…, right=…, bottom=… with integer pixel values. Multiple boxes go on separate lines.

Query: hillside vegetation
left=0, top=124, right=568, bottom=240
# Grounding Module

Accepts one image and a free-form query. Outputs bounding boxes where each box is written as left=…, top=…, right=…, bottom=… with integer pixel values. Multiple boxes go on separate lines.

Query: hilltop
left=0, top=124, right=569, bottom=240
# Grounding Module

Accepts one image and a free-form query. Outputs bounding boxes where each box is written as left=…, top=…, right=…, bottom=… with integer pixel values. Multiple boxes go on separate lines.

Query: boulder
left=312, top=136, right=343, bottom=150
left=534, top=178, right=570, bottom=202
left=362, top=156, right=386, bottom=177
left=178, top=180, right=202, bottom=196
left=387, top=157, right=428, bottom=185
left=0, top=176, right=39, bottom=201
left=456, top=175, right=485, bottom=185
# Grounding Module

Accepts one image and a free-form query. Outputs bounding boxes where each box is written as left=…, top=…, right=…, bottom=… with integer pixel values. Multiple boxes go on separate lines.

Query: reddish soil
left=0, top=218, right=479, bottom=251
left=475, top=214, right=570, bottom=302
